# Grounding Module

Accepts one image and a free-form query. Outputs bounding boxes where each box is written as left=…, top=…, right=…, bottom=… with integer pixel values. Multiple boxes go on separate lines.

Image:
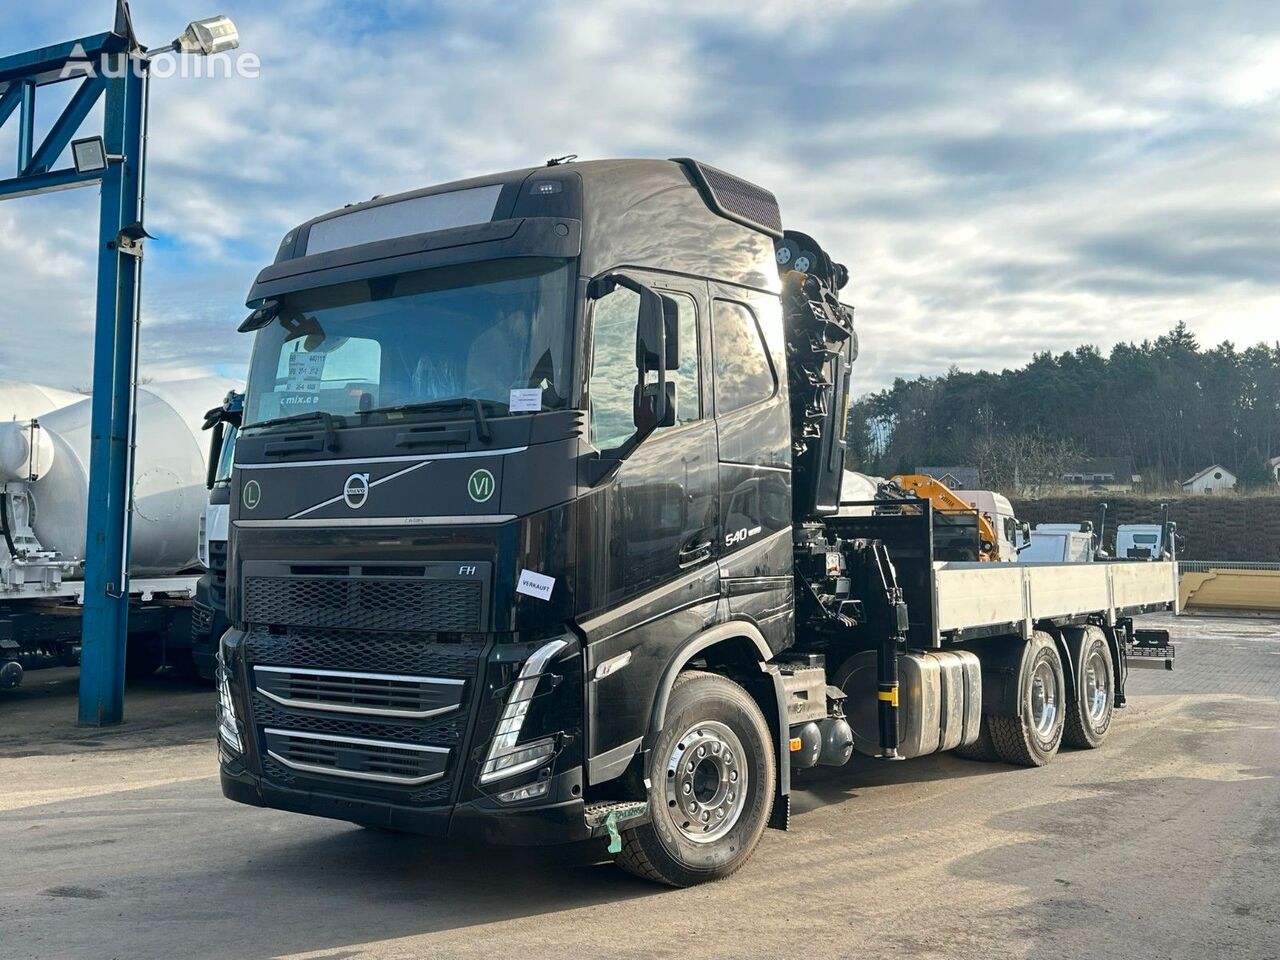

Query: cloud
left=1, top=0, right=1278, bottom=397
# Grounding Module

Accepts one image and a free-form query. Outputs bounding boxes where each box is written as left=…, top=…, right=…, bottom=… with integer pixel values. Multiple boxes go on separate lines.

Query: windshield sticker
left=508, top=387, right=542, bottom=412
left=287, top=351, right=326, bottom=392
left=516, top=569, right=555, bottom=601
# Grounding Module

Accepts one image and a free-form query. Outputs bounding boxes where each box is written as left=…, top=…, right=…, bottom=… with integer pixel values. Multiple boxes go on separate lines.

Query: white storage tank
left=0, top=377, right=240, bottom=577
left=0, top=380, right=81, bottom=422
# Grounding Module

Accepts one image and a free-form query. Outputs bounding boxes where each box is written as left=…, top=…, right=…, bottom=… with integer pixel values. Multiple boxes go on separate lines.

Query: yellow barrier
left=1179, top=569, right=1280, bottom=614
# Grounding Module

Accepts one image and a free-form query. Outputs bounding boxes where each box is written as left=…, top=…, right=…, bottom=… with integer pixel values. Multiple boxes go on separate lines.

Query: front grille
left=254, top=665, right=466, bottom=719
left=243, top=576, right=482, bottom=632
left=245, top=630, right=486, bottom=676
left=191, top=604, right=213, bottom=642
left=264, top=728, right=449, bottom=786
left=243, top=630, right=488, bottom=807
left=209, top=541, right=228, bottom=608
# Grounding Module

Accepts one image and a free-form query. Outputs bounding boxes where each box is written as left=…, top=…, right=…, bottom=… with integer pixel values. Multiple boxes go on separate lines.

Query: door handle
left=678, top=539, right=712, bottom=567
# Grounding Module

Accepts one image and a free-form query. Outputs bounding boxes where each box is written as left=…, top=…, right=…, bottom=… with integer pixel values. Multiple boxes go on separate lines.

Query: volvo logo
left=467, top=468, right=495, bottom=503
left=343, top=473, right=371, bottom=509
left=242, top=479, right=261, bottom=510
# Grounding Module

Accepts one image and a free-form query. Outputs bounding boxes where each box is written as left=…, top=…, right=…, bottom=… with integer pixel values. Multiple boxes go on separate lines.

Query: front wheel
left=615, top=671, right=775, bottom=887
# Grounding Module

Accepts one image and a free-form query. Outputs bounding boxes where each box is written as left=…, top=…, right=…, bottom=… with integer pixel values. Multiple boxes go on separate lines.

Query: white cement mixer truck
left=0, top=377, right=239, bottom=689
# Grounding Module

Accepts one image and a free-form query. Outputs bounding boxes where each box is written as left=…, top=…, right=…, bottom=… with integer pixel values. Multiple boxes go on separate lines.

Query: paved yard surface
left=1, top=614, right=1277, bottom=960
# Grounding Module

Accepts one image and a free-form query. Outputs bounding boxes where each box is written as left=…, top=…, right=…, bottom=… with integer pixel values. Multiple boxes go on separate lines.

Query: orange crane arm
left=884, top=474, right=1001, bottom=560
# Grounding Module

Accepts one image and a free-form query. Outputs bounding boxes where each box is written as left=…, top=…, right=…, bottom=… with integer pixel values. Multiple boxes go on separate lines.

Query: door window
left=712, top=300, right=775, bottom=414
left=589, top=287, right=701, bottom=449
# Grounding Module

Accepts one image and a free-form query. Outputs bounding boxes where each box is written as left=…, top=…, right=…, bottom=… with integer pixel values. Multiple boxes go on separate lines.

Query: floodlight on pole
left=148, top=15, right=240, bottom=58
left=71, top=136, right=126, bottom=175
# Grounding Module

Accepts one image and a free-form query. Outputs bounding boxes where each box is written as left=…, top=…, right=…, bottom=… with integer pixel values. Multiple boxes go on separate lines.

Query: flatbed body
left=931, top=559, right=1178, bottom=644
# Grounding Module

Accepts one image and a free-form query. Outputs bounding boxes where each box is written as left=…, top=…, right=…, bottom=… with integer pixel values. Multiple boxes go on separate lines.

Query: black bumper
left=220, top=763, right=595, bottom=846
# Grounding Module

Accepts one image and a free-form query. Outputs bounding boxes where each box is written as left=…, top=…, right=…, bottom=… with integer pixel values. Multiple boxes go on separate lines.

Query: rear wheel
left=615, top=671, right=775, bottom=887
left=1063, top=626, right=1115, bottom=748
left=989, top=631, right=1065, bottom=767
left=953, top=718, right=997, bottom=762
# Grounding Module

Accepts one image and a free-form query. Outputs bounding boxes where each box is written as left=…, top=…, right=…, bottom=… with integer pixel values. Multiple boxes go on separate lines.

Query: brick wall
left=1015, top=495, right=1280, bottom=562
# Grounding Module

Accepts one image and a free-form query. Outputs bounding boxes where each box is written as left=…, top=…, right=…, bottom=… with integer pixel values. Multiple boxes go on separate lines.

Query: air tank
left=0, top=380, right=81, bottom=422
left=0, top=377, right=240, bottom=577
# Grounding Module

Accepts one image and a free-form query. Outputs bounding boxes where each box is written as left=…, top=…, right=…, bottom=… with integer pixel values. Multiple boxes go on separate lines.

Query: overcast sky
left=1, top=0, right=1277, bottom=394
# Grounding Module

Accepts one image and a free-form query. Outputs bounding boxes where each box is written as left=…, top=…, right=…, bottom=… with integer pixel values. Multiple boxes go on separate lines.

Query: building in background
left=915, top=465, right=979, bottom=489
left=1182, top=464, right=1237, bottom=494
left=1060, top=457, right=1140, bottom=492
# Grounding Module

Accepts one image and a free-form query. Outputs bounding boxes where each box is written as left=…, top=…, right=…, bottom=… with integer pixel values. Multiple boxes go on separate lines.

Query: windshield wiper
left=358, top=398, right=495, bottom=444
left=243, top=410, right=340, bottom=452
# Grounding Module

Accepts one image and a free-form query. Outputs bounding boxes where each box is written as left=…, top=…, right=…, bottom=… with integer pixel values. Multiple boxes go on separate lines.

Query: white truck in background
left=0, top=377, right=238, bottom=688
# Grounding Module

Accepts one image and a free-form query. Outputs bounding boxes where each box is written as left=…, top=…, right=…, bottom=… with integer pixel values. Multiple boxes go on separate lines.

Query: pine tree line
left=848, top=323, right=1280, bottom=491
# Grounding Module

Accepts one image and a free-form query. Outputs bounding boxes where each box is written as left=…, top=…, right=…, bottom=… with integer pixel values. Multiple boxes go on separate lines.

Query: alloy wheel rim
left=1084, top=648, right=1110, bottom=724
left=1030, top=659, right=1059, bottom=738
left=662, top=720, right=748, bottom=844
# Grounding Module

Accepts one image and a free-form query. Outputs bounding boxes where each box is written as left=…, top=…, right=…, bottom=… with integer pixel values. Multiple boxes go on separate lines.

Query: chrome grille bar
left=254, top=664, right=464, bottom=719
left=264, top=728, right=449, bottom=786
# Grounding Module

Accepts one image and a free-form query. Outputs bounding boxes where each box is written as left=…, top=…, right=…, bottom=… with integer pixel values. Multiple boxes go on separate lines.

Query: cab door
left=577, top=272, right=720, bottom=781
left=708, top=285, right=794, bottom=653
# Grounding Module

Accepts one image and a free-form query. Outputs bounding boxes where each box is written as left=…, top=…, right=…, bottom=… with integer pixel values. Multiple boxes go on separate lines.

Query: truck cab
left=192, top=390, right=243, bottom=679
left=218, top=158, right=814, bottom=876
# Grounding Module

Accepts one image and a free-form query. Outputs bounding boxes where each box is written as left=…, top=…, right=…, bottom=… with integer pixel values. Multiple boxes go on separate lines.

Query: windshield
left=214, top=424, right=238, bottom=484
left=243, top=258, right=575, bottom=427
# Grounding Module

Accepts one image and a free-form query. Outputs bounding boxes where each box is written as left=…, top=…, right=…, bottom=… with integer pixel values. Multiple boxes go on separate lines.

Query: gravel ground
left=1, top=613, right=1276, bottom=960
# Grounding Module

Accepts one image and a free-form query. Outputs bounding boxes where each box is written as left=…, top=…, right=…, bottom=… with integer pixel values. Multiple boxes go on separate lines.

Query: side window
left=588, top=286, right=641, bottom=450
left=712, top=300, right=775, bottom=414
left=588, top=286, right=703, bottom=449
left=657, top=291, right=700, bottom=429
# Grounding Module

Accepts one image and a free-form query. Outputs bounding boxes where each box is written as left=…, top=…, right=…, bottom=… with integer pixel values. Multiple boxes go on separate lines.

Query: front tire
left=1063, top=626, right=1115, bottom=749
left=989, top=631, right=1065, bottom=767
left=616, top=671, right=775, bottom=887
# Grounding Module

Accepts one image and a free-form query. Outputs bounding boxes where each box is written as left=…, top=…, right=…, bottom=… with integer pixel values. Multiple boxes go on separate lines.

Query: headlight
left=216, top=653, right=242, bottom=753
left=478, top=638, right=567, bottom=784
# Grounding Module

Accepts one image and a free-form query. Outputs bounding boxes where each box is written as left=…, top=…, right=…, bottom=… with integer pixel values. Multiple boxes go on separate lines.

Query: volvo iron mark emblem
left=343, top=473, right=371, bottom=509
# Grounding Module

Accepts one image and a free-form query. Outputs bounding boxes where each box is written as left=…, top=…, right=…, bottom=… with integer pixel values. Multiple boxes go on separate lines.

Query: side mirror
left=634, top=287, right=680, bottom=431
left=206, top=421, right=225, bottom=491
left=634, top=381, right=677, bottom=432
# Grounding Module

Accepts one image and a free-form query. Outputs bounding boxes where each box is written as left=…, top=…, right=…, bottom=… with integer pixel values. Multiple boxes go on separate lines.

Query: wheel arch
left=646, top=621, right=791, bottom=826
left=648, top=622, right=772, bottom=735
left=962, top=628, right=1063, bottom=720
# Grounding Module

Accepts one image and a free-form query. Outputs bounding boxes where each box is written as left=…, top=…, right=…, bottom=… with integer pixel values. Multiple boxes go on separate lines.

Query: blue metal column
left=78, top=51, right=147, bottom=727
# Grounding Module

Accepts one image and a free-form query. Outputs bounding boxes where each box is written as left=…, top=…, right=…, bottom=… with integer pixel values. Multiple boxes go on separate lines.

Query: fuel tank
left=0, top=377, right=240, bottom=577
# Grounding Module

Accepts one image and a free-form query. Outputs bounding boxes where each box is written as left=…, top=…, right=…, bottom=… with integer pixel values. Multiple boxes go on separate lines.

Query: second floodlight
left=71, top=137, right=108, bottom=174
left=173, top=15, right=240, bottom=56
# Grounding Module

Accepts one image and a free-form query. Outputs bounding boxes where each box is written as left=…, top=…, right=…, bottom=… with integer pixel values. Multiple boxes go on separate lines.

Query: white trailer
left=0, top=378, right=237, bottom=688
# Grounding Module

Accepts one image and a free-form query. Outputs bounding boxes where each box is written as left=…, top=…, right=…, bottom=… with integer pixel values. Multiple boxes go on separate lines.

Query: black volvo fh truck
left=218, top=158, right=1177, bottom=886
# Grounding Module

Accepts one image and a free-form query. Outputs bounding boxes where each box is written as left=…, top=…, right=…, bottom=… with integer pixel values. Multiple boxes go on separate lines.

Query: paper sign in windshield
left=516, top=569, right=555, bottom=601
left=509, top=388, right=542, bottom=412
left=287, top=352, right=326, bottom=392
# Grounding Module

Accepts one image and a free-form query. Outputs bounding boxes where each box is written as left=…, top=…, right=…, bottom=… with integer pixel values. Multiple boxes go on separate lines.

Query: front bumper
left=218, top=624, right=590, bottom=846
left=220, top=761, right=594, bottom=845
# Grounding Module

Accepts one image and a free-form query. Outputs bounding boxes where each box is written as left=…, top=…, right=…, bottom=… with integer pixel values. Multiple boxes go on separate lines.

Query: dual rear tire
left=982, top=626, right=1115, bottom=767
